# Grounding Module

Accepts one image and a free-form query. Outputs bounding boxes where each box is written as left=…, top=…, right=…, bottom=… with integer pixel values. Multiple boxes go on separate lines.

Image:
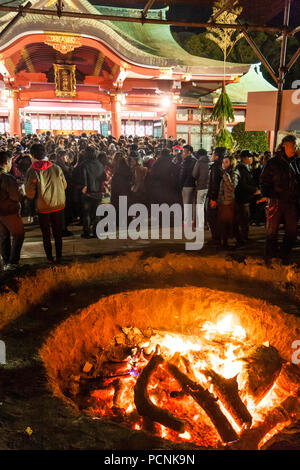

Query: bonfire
left=71, top=314, right=300, bottom=450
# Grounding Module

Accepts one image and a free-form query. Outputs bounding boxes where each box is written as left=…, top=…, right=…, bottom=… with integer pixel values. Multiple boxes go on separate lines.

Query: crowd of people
left=0, top=130, right=299, bottom=271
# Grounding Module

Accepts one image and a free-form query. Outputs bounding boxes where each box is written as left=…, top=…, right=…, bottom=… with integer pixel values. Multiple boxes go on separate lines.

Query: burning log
left=134, top=354, right=185, bottom=433
left=170, top=390, right=186, bottom=399
left=102, top=361, right=132, bottom=377
left=166, top=362, right=239, bottom=444
left=238, top=344, right=282, bottom=404
left=231, top=396, right=300, bottom=450
left=276, top=362, right=300, bottom=396
left=204, top=369, right=252, bottom=429
left=112, top=379, right=124, bottom=408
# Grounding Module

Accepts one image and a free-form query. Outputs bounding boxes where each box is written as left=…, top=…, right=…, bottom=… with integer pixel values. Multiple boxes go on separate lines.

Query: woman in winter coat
left=216, top=155, right=239, bottom=249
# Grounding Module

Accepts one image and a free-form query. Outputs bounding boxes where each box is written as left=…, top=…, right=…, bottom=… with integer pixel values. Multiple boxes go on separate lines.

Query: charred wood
left=230, top=396, right=300, bottom=450
left=204, top=369, right=252, bottom=429
left=276, top=362, right=300, bottom=396
left=134, top=354, right=185, bottom=433
left=166, top=362, right=239, bottom=444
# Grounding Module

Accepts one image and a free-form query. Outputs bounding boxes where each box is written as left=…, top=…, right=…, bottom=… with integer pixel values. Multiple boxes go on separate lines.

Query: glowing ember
left=75, top=314, right=300, bottom=449
left=179, top=431, right=191, bottom=440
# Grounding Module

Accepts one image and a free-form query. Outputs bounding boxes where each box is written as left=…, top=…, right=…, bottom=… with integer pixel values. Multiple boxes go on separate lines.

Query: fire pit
left=40, top=286, right=300, bottom=450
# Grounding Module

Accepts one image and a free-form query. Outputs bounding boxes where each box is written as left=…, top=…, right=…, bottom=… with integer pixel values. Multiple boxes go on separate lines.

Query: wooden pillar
left=8, top=90, right=21, bottom=137
left=167, top=99, right=177, bottom=139
left=110, top=94, right=122, bottom=139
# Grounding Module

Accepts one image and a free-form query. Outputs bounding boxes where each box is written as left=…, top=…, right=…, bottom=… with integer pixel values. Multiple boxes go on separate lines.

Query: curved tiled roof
left=0, top=1, right=249, bottom=75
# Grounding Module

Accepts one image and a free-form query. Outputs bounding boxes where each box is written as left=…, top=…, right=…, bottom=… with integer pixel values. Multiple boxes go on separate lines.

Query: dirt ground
left=0, top=246, right=300, bottom=450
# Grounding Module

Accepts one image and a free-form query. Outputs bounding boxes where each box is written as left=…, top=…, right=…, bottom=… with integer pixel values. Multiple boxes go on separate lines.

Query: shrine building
left=0, top=0, right=251, bottom=143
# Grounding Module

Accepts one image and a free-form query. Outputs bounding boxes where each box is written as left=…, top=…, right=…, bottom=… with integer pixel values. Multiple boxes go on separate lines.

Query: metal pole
left=286, top=46, right=300, bottom=72
left=141, top=0, right=156, bottom=20
left=0, top=1, right=32, bottom=40
left=273, top=0, right=291, bottom=152
left=241, top=29, right=278, bottom=85
left=0, top=5, right=286, bottom=33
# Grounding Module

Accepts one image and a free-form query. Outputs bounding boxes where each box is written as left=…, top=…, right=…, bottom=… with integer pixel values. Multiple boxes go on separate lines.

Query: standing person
left=260, top=135, right=300, bottom=265
left=206, top=147, right=226, bottom=246
left=217, top=155, right=239, bottom=249
left=179, top=145, right=197, bottom=226
left=25, top=143, right=67, bottom=263
left=129, top=154, right=148, bottom=207
left=55, top=149, right=73, bottom=237
left=0, top=151, right=24, bottom=271
left=234, top=150, right=261, bottom=245
left=14, top=152, right=34, bottom=223
left=149, top=148, right=179, bottom=206
left=98, top=151, right=112, bottom=203
left=111, top=152, right=131, bottom=226
left=192, top=149, right=210, bottom=232
left=80, top=146, right=106, bottom=238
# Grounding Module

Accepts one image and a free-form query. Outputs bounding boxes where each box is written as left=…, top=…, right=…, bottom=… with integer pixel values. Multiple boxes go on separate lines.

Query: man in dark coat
left=80, top=146, right=106, bottom=238
left=260, top=135, right=300, bottom=265
left=149, top=148, right=179, bottom=205
left=234, top=150, right=260, bottom=244
left=206, top=147, right=226, bottom=245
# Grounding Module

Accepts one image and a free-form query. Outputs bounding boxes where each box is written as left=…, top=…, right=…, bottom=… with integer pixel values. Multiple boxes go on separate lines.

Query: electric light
left=161, top=96, right=171, bottom=108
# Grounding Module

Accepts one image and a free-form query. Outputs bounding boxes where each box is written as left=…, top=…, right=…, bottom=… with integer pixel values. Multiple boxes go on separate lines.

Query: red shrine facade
left=0, top=1, right=249, bottom=142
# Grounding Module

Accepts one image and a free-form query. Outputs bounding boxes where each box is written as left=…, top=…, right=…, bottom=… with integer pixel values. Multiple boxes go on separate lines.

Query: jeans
left=0, top=213, right=25, bottom=265
left=38, top=210, right=63, bottom=261
left=82, top=195, right=101, bottom=235
left=265, top=199, right=298, bottom=261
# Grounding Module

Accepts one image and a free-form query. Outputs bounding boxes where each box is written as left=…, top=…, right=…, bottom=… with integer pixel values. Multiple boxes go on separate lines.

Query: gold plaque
left=45, top=33, right=81, bottom=54
left=54, top=64, right=76, bottom=97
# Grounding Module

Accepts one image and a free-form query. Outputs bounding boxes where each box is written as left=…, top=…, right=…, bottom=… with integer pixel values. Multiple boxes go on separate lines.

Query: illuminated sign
left=45, top=33, right=81, bottom=55
left=54, top=64, right=76, bottom=98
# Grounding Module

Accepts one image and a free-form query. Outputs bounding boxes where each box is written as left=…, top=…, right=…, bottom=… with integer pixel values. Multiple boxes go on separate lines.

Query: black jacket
left=179, top=155, right=197, bottom=189
left=81, top=158, right=106, bottom=199
left=149, top=155, right=179, bottom=204
left=0, top=168, right=22, bottom=215
left=207, top=159, right=223, bottom=201
left=192, top=154, right=210, bottom=190
left=260, top=151, right=300, bottom=202
left=111, top=164, right=131, bottom=207
left=235, top=162, right=257, bottom=204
